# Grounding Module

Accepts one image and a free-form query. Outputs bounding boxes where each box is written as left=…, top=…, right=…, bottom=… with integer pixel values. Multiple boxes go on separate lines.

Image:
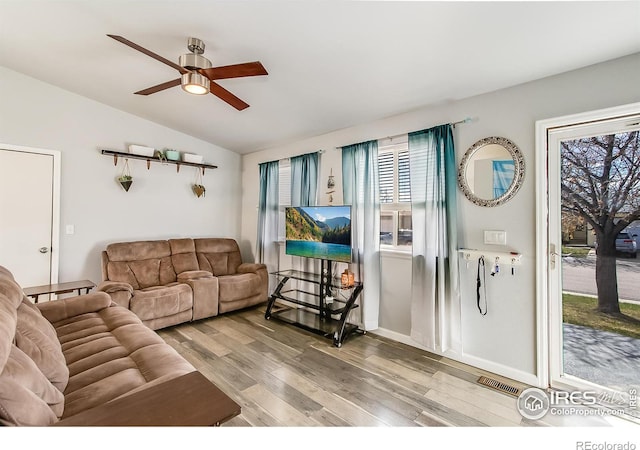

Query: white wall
left=240, top=52, right=640, bottom=384
left=0, top=66, right=242, bottom=285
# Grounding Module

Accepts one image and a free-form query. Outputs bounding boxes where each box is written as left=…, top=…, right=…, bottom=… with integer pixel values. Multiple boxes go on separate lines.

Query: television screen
left=285, top=206, right=352, bottom=263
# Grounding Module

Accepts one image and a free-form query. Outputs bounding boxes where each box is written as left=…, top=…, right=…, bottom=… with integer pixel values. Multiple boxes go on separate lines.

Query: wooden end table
left=23, top=279, right=96, bottom=303
left=55, top=371, right=241, bottom=426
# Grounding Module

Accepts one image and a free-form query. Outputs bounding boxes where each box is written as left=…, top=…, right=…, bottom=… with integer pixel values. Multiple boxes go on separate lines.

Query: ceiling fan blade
left=134, top=79, right=181, bottom=96
left=107, top=34, right=188, bottom=75
left=199, top=61, right=268, bottom=80
left=210, top=81, right=250, bottom=110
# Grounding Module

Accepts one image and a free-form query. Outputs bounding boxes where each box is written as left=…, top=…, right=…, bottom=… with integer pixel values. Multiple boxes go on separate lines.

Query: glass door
left=547, top=112, right=640, bottom=419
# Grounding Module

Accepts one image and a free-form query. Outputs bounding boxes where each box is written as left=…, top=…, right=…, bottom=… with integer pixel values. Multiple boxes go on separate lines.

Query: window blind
left=379, top=152, right=394, bottom=204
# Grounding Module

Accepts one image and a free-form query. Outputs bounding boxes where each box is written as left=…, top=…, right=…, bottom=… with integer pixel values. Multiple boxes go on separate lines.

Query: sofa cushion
left=218, top=273, right=264, bottom=303
left=105, top=240, right=171, bottom=262
left=129, top=283, right=193, bottom=321
left=169, top=238, right=199, bottom=274
left=15, top=298, right=69, bottom=393
left=105, top=241, right=177, bottom=288
left=0, top=266, right=24, bottom=308
left=195, top=238, right=243, bottom=276
left=0, top=288, right=17, bottom=375
left=0, top=266, right=66, bottom=425
left=0, top=345, right=64, bottom=425
left=107, top=256, right=176, bottom=290
left=51, top=304, right=195, bottom=418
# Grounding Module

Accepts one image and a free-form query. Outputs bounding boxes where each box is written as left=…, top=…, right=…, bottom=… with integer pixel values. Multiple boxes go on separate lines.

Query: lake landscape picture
left=285, top=206, right=352, bottom=263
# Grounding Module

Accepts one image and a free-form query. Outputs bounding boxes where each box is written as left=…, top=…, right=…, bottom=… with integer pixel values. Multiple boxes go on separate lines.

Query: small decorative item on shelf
left=164, top=149, right=180, bottom=161
left=117, top=159, right=133, bottom=192
left=182, top=153, right=204, bottom=164
left=192, top=167, right=205, bottom=198
left=128, top=144, right=155, bottom=157
left=341, top=268, right=354, bottom=288
left=154, top=149, right=166, bottom=162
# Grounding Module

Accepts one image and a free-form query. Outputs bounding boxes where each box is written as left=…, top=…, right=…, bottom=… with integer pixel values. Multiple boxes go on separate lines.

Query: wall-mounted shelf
left=101, top=149, right=218, bottom=174
left=458, top=248, right=522, bottom=266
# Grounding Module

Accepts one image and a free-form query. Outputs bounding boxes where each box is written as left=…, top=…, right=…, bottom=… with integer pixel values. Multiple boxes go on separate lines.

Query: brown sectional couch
left=0, top=265, right=203, bottom=425
left=99, top=238, right=268, bottom=330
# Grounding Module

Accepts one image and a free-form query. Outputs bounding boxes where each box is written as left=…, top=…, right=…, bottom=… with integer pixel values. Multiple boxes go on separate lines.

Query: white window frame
left=378, top=136, right=412, bottom=252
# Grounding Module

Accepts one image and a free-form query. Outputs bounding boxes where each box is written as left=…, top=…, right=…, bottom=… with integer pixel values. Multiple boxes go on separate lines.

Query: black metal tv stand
left=264, top=259, right=363, bottom=347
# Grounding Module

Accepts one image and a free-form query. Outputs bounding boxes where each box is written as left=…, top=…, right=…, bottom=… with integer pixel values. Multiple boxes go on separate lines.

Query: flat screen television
left=285, top=205, right=352, bottom=263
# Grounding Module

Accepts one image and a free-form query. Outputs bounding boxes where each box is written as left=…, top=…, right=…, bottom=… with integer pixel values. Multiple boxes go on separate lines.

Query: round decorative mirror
left=458, top=136, right=524, bottom=207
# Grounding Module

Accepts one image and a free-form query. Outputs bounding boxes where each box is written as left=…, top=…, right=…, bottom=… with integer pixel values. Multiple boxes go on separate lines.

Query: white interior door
left=0, top=146, right=59, bottom=289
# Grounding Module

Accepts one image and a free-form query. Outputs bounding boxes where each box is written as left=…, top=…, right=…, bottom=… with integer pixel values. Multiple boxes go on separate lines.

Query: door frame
left=0, top=143, right=61, bottom=286
left=535, top=102, right=640, bottom=389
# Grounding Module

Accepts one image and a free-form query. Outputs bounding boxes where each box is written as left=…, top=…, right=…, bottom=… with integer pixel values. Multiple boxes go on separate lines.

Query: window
left=378, top=136, right=412, bottom=249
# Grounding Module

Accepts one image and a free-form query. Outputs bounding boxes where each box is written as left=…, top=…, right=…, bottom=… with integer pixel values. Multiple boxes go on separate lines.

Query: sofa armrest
left=37, top=291, right=113, bottom=323
left=237, top=263, right=267, bottom=274
left=177, top=270, right=214, bottom=281
left=96, top=281, right=133, bottom=309
left=97, top=280, right=134, bottom=294
left=181, top=275, right=219, bottom=321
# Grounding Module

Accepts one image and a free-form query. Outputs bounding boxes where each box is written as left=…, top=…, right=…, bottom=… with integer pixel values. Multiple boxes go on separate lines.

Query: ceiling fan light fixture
left=181, top=72, right=210, bottom=95
left=178, top=53, right=212, bottom=71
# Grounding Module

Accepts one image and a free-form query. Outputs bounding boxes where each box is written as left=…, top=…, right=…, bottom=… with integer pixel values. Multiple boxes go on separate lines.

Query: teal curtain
left=290, top=152, right=320, bottom=281
left=342, top=140, right=381, bottom=331
left=291, top=152, right=319, bottom=207
left=257, top=160, right=279, bottom=291
left=408, top=124, right=459, bottom=351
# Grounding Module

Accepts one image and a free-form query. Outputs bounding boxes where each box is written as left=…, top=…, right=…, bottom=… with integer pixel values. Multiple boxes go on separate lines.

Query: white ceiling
left=1, top=1, right=639, bottom=154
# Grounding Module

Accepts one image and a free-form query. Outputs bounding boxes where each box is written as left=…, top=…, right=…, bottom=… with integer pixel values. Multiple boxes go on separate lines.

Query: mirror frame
left=457, top=136, right=525, bottom=207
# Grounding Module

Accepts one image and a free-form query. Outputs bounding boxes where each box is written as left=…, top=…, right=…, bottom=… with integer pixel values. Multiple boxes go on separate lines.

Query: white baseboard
left=371, top=326, right=433, bottom=352
left=372, top=326, right=541, bottom=387
left=452, top=352, right=541, bottom=387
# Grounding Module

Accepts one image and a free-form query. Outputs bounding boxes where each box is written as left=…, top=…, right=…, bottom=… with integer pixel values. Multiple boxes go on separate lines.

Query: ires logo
left=517, top=388, right=550, bottom=420
left=517, top=388, right=632, bottom=420
left=549, top=391, right=598, bottom=405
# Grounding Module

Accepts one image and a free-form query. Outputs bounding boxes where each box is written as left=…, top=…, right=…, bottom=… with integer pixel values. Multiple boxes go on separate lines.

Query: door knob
left=39, top=247, right=49, bottom=254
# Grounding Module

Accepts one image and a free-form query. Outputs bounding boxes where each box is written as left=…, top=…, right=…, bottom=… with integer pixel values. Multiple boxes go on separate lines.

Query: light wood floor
left=157, top=305, right=541, bottom=427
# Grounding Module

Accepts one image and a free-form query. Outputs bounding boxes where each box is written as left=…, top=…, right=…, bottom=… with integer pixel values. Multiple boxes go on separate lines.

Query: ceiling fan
left=107, top=34, right=268, bottom=110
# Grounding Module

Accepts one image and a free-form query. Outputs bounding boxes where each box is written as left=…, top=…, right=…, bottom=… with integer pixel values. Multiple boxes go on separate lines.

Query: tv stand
left=264, top=260, right=363, bottom=347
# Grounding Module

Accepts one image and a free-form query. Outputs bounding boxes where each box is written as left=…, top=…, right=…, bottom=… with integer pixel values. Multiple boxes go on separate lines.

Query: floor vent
left=477, top=376, right=522, bottom=397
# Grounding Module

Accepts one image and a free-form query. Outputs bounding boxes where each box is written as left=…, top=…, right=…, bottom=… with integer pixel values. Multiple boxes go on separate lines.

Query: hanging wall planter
left=117, top=159, right=133, bottom=192
left=192, top=167, right=205, bottom=198
left=192, top=184, right=206, bottom=198
left=118, top=176, right=133, bottom=192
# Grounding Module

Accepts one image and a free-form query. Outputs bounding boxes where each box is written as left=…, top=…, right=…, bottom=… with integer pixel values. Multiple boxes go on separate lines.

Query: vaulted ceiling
left=1, top=1, right=639, bottom=154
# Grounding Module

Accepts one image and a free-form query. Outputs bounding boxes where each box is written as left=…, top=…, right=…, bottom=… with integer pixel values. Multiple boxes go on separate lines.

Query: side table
left=23, top=279, right=96, bottom=303
left=54, top=371, right=241, bottom=426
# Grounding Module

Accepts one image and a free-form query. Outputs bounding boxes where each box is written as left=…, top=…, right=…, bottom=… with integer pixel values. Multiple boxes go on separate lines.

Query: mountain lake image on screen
left=285, top=206, right=352, bottom=263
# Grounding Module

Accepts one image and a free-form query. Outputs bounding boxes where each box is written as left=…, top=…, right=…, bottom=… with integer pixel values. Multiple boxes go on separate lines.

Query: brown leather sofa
left=98, top=237, right=268, bottom=330
left=0, top=265, right=199, bottom=425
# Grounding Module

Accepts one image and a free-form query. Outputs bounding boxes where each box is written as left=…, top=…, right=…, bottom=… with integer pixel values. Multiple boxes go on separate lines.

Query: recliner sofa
left=0, top=265, right=196, bottom=425
left=98, top=237, right=268, bottom=330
